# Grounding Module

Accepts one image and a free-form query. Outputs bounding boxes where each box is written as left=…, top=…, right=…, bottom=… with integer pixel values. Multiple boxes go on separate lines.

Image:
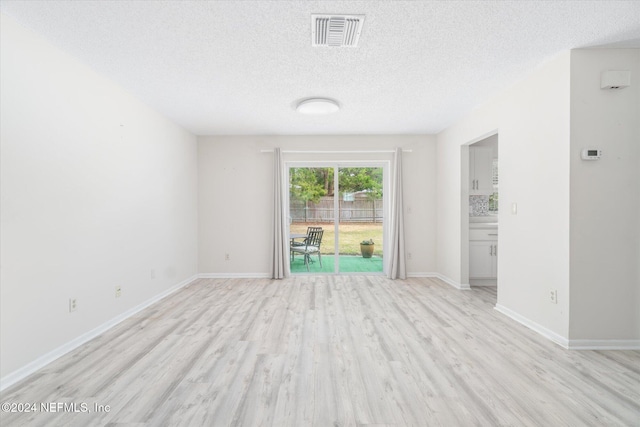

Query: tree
left=338, top=168, right=382, bottom=198
left=314, top=167, right=334, bottom=196
left=289, top=168, right=326, bottom=203
left=289, top=167, right=382, bottom=201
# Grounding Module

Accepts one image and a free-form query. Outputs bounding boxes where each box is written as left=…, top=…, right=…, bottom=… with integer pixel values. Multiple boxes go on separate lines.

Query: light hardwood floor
left=1, top=276, right=639, bottom=426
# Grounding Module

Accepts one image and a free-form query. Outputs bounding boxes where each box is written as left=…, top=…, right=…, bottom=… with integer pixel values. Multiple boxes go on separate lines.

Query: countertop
left=469, top=222, right=498, bottom=229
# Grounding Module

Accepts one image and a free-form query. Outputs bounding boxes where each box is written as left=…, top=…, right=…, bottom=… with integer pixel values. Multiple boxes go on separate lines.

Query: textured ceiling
left=1, top=1, right=639, bottom=136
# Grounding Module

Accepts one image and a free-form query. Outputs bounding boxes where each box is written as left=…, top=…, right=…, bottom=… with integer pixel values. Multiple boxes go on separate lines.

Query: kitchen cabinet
left=470, top=146, right=493, bottom=195
left=469, top=241, right=498, bottom=279
left=469, top=227, right=498, bottom=282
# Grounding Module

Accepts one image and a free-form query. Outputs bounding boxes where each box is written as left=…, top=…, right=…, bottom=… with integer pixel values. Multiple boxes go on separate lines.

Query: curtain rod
left=260, top=149, right=412, bottom=154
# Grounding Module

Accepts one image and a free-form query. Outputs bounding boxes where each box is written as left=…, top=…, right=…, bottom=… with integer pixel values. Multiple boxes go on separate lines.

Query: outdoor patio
left=290, top=254, right=384, bottom=274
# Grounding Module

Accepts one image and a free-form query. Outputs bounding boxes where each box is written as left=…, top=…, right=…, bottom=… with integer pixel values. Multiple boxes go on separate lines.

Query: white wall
left=198, top=135, right=436, bottom=276
left=438, top=48, right=640, bottom=345
left=569, top=49, right=640, bottom=341
left=437, top=52, right=572, bottom=340
left=0, top=15, right=198, bottom=380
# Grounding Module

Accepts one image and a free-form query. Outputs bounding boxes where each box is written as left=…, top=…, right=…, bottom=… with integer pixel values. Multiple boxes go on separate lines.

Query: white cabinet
left=469, top=227, right=498, bottom=282
left=470, top=147, right=493, bottom=195
left=469, top=241, right=498, bottom=279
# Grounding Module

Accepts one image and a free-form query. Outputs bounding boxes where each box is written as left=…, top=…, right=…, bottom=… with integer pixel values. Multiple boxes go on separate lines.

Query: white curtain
left=272, top=148, right=289, bottom=279
left=388, top=147, right=407, bottom=279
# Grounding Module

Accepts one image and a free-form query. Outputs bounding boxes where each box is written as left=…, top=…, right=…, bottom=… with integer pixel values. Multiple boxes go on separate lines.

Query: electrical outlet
left=550, top=290, right=558, bottom=304
left=115, top=286, right=122, bottom=298
left=69, top=298, right=77, bottom=312
left=407, top=252, right=412, bottom=260
left=225, top=253, right=230, bottom=261
left=150, top=269, right=156, bottom=279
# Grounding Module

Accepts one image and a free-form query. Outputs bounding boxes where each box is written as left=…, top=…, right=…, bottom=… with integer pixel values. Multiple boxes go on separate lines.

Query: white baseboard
left=198, top=273, right=272, bottom=279
left=469, top=279, right=497, bottom=287
left=494, top=304, right=640, bottom=350
left=494, top=304, right=570, bottom=348
left=407, top=272, right=471, bottom=290
left=0, top=274, right=198, bottom=392
left=567, top=339, right=640, bottom=350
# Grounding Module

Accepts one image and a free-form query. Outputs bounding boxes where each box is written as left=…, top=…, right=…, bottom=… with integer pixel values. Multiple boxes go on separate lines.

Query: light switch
left=511, top=203, right=518, bottom=215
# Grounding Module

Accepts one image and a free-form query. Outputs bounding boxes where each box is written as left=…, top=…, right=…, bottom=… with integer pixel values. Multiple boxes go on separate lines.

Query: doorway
left=462, top=133, right=499, bottom=291
left=288, top=163, right=387, bottom=274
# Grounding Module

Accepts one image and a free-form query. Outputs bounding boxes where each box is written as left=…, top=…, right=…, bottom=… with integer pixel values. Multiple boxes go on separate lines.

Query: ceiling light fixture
left=296, top=98, right=340, bottom=115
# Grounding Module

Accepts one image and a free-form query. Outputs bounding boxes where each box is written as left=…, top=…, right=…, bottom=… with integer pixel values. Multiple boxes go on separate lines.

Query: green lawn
left=290, top=222, right=383, bottom=256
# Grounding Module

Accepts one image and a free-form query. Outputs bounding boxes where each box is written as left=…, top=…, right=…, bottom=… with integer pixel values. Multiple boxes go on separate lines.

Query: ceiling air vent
left=311, top=14, right=365, bottom=47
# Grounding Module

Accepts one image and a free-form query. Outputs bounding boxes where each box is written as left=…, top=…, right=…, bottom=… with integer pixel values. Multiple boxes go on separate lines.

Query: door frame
left=461, top=130, right=499, bottom=289
left=286, top=160, right=390, bottom=275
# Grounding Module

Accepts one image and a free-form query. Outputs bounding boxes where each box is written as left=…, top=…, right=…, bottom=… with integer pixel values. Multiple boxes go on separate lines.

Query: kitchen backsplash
left=469, top=195, right=490, bottom=216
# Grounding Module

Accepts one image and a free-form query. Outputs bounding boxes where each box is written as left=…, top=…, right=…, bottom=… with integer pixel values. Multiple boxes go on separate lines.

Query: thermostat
left=581, top=149, right=601, bottom=160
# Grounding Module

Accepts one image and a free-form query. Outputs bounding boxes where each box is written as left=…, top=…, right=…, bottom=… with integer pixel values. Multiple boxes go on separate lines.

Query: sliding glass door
left=288, top=163, right=386, bottom=274
left=289, top=166, right=335, bottom=273
left=337, top=167, right=384, bottom=273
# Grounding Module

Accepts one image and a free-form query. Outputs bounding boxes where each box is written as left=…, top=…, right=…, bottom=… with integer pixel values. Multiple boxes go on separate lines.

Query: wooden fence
left=290, top=196, right=383, bottom=223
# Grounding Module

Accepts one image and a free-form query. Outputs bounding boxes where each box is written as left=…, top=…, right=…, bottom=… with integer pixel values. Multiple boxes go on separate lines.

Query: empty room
left=1, top=1, right=639, bottom=426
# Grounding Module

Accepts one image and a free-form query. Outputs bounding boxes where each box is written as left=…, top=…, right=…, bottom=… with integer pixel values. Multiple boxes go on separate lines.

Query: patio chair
left=291, top=226, right=322, bottom=247
left=290, top=229, right=323, bottom=272
left=290, top=226, right=322, bottom=263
